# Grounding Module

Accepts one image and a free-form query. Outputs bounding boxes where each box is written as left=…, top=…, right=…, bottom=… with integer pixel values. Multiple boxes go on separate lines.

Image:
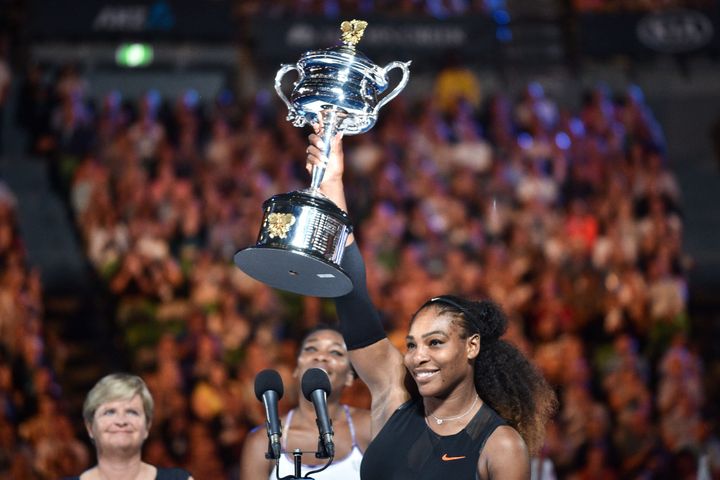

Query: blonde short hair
left=83, top=373, right=154, bottom=425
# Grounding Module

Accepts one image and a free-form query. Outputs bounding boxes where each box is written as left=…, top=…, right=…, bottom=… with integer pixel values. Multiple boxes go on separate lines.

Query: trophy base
left=234, top=246, right=353, bottom=298
left=235, top=190, right=353, bottom=297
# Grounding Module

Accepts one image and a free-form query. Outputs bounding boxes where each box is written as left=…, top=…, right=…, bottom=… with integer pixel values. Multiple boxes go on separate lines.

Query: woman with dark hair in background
left=240, top=325, right=371, bottom=480
left=305, top=131, right=557, bottom=479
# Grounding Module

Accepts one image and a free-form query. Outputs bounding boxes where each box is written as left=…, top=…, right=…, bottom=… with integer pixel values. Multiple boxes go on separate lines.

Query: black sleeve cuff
left=334, top=242, right=387, bottom=350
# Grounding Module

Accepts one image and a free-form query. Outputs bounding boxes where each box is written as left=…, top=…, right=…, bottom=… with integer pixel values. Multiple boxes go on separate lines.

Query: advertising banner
left=577, top=8, right=719, bottom=57
left=248, top=16, right=498, bottom=68
left=29, top=0, right=234, bottom=41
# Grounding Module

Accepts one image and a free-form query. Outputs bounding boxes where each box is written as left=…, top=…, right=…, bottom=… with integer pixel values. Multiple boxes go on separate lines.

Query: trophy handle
left=275, top=64, right=306, bottom=127
left=374, top=61, right=412, bottom=114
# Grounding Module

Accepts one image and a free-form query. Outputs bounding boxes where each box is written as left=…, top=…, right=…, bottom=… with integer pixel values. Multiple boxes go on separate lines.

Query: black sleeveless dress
left=360, top=399, right=505, bottom=479
left=65, top=467, right=191, bottom=480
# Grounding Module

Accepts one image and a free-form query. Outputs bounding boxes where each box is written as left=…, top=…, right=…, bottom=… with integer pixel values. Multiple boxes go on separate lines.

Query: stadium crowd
left=1, top=55, right=719, bottom=479
left=0, top=182, right=88, bottom=476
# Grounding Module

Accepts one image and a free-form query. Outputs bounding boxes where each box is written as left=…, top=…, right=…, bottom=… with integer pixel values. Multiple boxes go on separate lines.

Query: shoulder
left=242, top=425, right=271, bottom=453
left=239, top=425, right=274, bottom=478
left=484, top=426, right=526, bottom=454
left=75, top=468, right=96, bottom=480
left=156, top=467, right=194, bottom=479
left=478, top=426, right=529, bottom=479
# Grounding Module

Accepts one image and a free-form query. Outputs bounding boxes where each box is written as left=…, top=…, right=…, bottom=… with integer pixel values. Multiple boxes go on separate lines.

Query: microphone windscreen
left=301, top=367, right=332, bottom=401
left=254, top=369, right=284, bottom=401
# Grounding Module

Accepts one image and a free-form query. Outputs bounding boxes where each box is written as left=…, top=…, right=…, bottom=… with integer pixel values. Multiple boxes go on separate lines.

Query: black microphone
left=301, top=368, right=334, bottom=458
left=254, top=369, right=284, bottom=460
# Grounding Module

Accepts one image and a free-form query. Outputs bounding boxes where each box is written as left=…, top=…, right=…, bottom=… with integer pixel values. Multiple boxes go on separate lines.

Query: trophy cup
left=234, top=20, right=410, bottom=297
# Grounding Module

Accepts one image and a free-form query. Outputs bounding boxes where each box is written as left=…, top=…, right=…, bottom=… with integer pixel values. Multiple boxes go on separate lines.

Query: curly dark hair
left=415, top=295, right=557, bottom=454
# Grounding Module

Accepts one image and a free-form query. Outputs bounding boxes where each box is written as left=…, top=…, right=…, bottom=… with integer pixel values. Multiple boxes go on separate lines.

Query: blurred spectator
left=697, top=413, right=720, bottom=479
left=433, top=51, right=482, bottom=116
left=0, top=36, right=11, bottom=154
left=568, top=442, right=618, bottom=479
left=515, top=82, right=558, bottom=135
left=128, top=90, right=166, bottom=167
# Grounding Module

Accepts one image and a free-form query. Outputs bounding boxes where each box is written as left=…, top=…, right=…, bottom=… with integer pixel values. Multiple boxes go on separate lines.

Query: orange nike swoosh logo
left=441, top=453, right=466, bottom=461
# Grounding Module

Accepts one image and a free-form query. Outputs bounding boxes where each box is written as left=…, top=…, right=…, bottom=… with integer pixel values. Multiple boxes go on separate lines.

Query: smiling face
left=294, top=329, right=354, bottom=398
left=404, top=307, right=480, bottom=398
left=87, top=394, right=150, bottom=455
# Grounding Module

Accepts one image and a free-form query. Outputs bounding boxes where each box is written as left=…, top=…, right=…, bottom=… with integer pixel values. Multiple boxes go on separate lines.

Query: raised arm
left=306, top=133, right=410, bottom=435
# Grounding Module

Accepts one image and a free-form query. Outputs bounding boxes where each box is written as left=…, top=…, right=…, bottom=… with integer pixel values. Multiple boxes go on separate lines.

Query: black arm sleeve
left=334, top=242, right=387, bottom=350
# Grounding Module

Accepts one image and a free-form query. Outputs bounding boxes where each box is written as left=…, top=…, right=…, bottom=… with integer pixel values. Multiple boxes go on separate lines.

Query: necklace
left=427, top=395, right=479, bottom=425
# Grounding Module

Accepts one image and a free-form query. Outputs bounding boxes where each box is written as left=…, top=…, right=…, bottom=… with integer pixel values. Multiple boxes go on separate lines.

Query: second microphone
left=301, top=367, right=335, bottom=458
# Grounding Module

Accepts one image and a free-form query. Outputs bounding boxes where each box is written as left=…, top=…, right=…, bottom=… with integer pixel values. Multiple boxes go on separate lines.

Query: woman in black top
left=305, top=132, right=557, bottom=479
left=66, top=373, right=193, bottom=480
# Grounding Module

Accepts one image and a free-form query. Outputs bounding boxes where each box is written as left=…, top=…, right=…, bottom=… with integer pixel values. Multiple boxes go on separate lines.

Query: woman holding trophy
left=304, top=131, right=557, bottom=480
left=233, top=18, right=555, bottom=479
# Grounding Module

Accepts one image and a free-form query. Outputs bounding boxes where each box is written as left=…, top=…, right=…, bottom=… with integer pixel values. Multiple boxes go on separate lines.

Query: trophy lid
left=340, top=19, right=368, bottom=47
left=298, top=20, right=389, bottom=89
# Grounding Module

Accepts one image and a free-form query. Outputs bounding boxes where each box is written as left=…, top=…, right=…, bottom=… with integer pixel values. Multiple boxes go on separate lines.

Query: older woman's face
left=88, top=394, right=149, bottom=453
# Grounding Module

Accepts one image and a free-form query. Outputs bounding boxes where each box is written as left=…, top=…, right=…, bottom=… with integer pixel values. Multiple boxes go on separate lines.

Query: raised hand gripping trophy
left=234, top=20, right=410, bottom=297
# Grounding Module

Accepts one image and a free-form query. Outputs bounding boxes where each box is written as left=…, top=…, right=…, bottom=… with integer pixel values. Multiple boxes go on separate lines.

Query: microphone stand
left=276, top=448, right=334, bottom=480
left=293, top=449, right=304, bottom=479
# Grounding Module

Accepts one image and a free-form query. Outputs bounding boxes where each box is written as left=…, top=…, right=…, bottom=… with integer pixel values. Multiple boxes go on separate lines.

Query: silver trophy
left=234, top=20, right=410, bottom=297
